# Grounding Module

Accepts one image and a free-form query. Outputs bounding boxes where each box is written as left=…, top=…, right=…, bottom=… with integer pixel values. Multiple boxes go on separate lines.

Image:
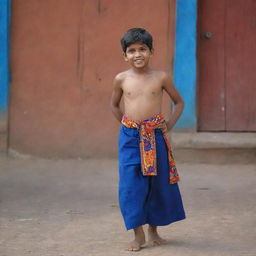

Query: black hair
left=120, top=28, right=153, bottom=53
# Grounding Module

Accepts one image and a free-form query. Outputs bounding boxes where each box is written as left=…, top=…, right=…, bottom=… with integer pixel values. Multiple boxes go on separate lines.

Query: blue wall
left=174, top=0, right=197, bottom=130
left=0, top=0, right=10, bottom=114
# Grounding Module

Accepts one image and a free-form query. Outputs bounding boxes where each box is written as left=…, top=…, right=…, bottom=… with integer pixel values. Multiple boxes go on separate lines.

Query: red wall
left=9, top=0, right=176, bottom=157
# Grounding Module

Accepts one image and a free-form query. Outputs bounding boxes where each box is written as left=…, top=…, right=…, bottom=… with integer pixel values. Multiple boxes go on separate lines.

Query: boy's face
left=123, top=43, right=153, bottom=69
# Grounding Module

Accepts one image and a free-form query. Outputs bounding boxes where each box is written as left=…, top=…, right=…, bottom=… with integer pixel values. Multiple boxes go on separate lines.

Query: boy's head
left=120, top=28, right=153, bottom=54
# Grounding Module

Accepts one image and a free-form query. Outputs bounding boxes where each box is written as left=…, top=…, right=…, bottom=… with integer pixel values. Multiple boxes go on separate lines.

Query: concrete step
left=170, top=132, right=256, bottom=164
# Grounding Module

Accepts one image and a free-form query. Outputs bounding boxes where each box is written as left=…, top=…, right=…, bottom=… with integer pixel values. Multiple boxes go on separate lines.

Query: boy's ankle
left=148, top=225, right=157, bottom=233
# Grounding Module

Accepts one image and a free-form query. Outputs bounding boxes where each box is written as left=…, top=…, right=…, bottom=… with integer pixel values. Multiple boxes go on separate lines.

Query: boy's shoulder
left=150, top=70, right=171, bottom=84
left=114, top=70, right=130, bottom=81
left=113, top=69, right=170, bottom=84
left=151, top=69, right=168, bottom=78
left=113, top=70, right=128, bottom=89
left=113, top=70, right=130, bottom=89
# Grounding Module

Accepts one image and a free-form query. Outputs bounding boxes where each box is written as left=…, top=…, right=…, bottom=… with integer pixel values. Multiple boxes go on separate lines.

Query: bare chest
left=122, top=81, right=163, bottom=100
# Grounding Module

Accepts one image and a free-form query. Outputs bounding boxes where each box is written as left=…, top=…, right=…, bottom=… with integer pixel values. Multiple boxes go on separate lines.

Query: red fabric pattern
left=121, top=114, right=180, bottom=184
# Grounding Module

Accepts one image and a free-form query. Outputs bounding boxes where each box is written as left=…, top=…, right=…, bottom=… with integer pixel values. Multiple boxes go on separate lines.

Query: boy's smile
left=124, top=43, right=153, bottom=69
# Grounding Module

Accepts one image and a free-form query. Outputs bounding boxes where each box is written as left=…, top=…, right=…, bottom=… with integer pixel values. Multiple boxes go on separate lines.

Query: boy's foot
left=127, top=227, right=146, bottom=251
left=127, top=238, right=146, bottom=251
left=148, top=228, right=167, bottom=246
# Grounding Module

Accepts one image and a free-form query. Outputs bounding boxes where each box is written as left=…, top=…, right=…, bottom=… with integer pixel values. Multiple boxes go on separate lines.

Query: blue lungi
left=118, top=125, right=186, bottom=230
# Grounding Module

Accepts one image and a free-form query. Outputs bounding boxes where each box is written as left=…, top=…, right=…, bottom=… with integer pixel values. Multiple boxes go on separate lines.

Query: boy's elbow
left=174, top=98, right=184, bottom=107
left=110, top=101, right=118, bottom=111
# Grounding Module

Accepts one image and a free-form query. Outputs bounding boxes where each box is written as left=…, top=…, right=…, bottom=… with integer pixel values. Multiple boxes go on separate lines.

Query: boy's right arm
left=110, top=74, right=123, bottom=123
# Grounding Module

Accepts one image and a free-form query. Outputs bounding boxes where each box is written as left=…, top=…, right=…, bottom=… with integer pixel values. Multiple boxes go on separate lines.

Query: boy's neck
left=130, top=66, right=152, bottom=74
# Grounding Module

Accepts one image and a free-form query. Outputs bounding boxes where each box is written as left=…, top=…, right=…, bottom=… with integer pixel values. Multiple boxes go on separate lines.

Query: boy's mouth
left=134, top=59, right=144, bottom=63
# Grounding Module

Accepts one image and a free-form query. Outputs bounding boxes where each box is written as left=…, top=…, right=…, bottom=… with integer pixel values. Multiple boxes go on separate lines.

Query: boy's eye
left=140, top=48, right=146, bottom=51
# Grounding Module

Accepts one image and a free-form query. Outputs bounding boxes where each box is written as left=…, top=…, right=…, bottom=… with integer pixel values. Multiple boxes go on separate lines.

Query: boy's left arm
left=162, top=72, right=184, bottom=131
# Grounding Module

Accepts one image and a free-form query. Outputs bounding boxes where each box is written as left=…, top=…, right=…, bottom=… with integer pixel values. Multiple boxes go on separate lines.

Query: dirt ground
left=0, top=154, right=255, bottom=256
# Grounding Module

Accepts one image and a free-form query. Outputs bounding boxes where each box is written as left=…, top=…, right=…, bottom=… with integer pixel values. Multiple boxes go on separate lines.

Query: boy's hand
left=164, top=120, right=174, bottom=132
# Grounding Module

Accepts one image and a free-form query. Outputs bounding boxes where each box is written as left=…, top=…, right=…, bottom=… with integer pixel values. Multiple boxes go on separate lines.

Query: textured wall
left=174, top=0, right=197, bottom=130
left=9, top=0, right=176, bottom=157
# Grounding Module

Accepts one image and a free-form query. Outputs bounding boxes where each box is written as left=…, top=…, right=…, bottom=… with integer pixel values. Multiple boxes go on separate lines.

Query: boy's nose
left=135, top=51, right=141, bottom=57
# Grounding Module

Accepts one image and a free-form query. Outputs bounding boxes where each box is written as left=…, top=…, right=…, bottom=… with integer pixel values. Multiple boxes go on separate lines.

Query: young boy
left=110, top=28, right=186, bottom=251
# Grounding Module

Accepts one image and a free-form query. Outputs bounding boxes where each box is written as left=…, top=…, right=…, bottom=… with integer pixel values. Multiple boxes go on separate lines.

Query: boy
left=110, top=28, right=186, bottom=251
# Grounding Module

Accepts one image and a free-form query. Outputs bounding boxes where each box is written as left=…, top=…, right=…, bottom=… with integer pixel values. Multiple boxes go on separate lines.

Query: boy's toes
left=148, top=240, right=160, bottom=246
left=148, top=235, right=167, bottom=246
left=127, top=240, right=141, bottom=251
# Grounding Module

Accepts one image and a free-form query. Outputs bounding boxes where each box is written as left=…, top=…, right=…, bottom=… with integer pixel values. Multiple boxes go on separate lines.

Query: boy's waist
left=121, top=125, right=163, bottom=138
left=121, top=113, right=166, bottom=130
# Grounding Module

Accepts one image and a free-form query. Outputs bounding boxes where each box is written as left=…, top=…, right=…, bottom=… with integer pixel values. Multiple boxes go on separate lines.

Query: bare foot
left=127, top=238, right=145, bottom=251
left=126, top=226, right=146, bottom=251
left=148, top=226, right=167, bottom=246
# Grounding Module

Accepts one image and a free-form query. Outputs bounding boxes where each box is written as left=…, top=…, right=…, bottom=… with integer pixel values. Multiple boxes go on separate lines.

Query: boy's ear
left=150, top=48, right=154, bottom=56
left=122, top=52, right=128, bottom=61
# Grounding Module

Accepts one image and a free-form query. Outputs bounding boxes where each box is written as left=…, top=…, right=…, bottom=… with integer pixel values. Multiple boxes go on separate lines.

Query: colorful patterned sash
left=121, top=114, right=180, bottom=184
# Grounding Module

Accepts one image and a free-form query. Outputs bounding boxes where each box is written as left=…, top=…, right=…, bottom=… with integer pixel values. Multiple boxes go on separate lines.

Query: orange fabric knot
left=121, top=114, right=180, bottom=184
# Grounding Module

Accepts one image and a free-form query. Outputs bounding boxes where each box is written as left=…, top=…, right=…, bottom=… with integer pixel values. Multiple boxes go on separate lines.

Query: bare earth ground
left=0, top=155, right=255, bottom=256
